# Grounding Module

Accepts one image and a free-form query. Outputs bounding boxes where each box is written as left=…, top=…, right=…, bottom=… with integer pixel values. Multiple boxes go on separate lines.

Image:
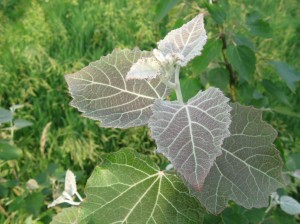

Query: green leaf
left=272, top=106, right=300, bottom=119
left=263, top=209, right=297, bottom=224
left=243, top=208, right=266, bottom=223
left=51, top=207, right=80, bottom=224
left=0, top=108, right=13, bottom=124
left=194, top=103, right=283, bottom=214
left=180, top=76, right=202, bottom=102
left=155, top=0, right=179, bottom=22
left=269, top=61, right=300, bottom=93
left=246, top=12, right=272, bottom=38
left=262, top=80, right=291, bottom=106
left=0, top=140, right=22, bottom=160
left=233, top=34, right=255, bottom=50
left=203, top=213, right=222, bottom=224
left=14, top=119, right=33, bottom=129
left=25, top=192, right=45, bottom=217
left=206, top=3, right=227, bottom=24
left=207, top=67, right=230, bottom=92
left=191, top=38, right=222, bottom=74
left=80, top=149, right=203, bottom=223
left=221, top=207, right=248, bottom=224
left=227, top=45, right=256, bottom=82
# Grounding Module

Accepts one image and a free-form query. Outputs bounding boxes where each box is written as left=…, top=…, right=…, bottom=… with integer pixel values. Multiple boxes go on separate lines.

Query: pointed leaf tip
left=157, top=13, right=207, bottom=66
left=65, top=169, right=77, bottom=196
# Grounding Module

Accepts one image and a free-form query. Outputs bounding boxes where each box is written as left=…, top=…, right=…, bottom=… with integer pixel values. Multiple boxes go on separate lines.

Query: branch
left=220, top=33, right=237, bottom=101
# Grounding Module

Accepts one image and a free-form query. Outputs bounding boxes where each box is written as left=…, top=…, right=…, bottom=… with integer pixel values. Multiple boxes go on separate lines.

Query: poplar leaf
left=65, top=48, right=169, bottom=128
left=157, top=14, right=207, bottom=66
left=51, top=207, right=80, bottom=224
left=195, top=103, right=283, bottom=214
left=65, top=170, right=77, bottom=196
left=149, top=88, right=231, bottom=190
left=0, top=108, right=12, bottom=124
left=80, top=149, right=203, bottom=224
left=280, top=196, right=300, bottom=215
left=126, top=56, right=163, bottom=80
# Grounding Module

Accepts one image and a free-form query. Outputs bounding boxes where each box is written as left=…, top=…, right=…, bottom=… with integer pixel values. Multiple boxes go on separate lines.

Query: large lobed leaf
left=149, top=88, right=231, bottom=190
left=65, top=48, right=169, bottom=128
left=194, top=103, right=283, bottom=214
left=80, top=149, right=203, bottom=224
left=157, top=14, right=207, bottom=66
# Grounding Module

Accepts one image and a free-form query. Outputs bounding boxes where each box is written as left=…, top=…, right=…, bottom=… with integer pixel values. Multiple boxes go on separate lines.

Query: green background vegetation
left=0, top=0, right=299, bottom=223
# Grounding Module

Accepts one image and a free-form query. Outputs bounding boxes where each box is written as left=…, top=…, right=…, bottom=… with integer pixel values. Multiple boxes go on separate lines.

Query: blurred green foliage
left=0, top=0, right=299, bottom=223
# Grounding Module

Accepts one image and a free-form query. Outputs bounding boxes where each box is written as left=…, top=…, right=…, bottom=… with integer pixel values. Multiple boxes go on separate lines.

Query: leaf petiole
left=174, top=65, right=183, bottom=103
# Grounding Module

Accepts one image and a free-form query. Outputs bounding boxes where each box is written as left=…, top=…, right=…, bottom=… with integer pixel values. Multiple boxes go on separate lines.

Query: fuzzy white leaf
left=149, top=88, right=231, bottom=190
left=126, top=56, right=163, bottom=80
left=157, top=14, right=207, bottom=66
left=66, top=48, right=169, bottom=128
left=48, top=195, right=68, bottom=208
left=65, top=169, right=77, bottom=196
left=280, top=196, right=300, bottom=215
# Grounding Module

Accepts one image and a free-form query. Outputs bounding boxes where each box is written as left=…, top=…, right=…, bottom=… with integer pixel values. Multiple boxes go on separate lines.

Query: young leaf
left=246, top=12, right=272, bottom=38
left=0, top=108, right=13, bottom=124
left=64, top=170, right=77, bottom=197
left=80, top=149, right=203, bottom=223
left=48, top=169, right=82, bottom=208
left=227, top=45, right=256, bottom=82
left=155, top=0, right=179, bottom=22
left=194, top=103, right=283, bottom=214
left=51, top=207, right=80, bottom=224
left=65, top=48, right=169, bottom=128
left=149, top=87, right=231, bottom=190
left=157, top=14, right=207, bottom=66
left=126, top=56, right=163, bottom=80
left=269, top=61, right=300, bottom=93
left=206, top=2, right=227, bottom=25
left=280, top=196, right=300, bottom=216
left=14, top=119, right=33, bottom=129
